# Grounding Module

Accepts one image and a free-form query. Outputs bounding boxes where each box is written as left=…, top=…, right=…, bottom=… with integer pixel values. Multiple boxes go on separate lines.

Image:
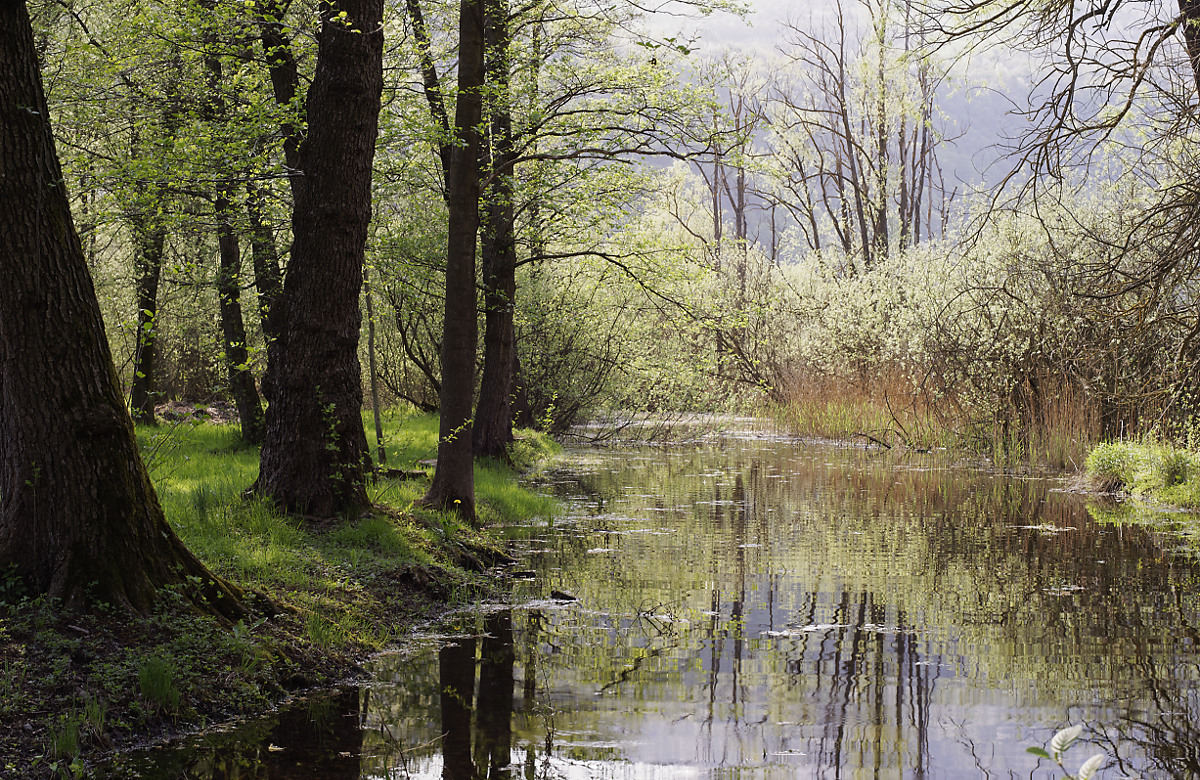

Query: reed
left=771, top=364, right=1105, bottom=469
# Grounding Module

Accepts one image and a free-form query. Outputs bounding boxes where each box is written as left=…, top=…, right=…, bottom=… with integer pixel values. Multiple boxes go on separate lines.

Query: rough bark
left=472, top=0, right=518, bottom=462
left=253, top=0, right=383, bottom=518
left=424, top=0, right=485, bottom=522
left=0, top=0, right=245, bottom=618
left=216, top=195, right=266, bottom=444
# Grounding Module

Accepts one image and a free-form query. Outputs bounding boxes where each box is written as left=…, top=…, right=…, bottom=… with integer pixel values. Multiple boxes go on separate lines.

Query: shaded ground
left=0, top=534, right=508, bottom=778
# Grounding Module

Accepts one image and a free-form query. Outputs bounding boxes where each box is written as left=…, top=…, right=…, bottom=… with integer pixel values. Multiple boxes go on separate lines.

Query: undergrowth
left=1083, top=439, right=1200, bottom=509
left=770, top=370, right=1098, bottom=471
left=0, top=408, right=559, bottom=778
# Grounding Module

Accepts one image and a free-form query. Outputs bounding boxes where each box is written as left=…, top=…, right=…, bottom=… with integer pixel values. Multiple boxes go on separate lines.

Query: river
left=99, top=432, right=1200, bottom=778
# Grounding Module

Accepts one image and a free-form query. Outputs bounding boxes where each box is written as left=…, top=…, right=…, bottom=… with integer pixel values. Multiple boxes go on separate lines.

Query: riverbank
left=0, top=411, right=558, bottom=778
left=1080, top=439, right=1200, bottom=509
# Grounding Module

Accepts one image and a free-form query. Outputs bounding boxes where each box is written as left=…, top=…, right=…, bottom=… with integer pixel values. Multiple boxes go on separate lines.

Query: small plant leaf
left=1077, top=753, right=1105, bottom=780
left=1026, top=747, right=1051, bottom=759
left=1050, top=724, right=1083, bottom=758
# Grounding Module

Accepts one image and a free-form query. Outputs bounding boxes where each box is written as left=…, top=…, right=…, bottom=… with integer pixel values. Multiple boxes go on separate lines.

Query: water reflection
left=99, top=688, right=366, bottom=778
left=100, top=437, right=1200, bottom=778
left=437, top=611, right=516, bottom=780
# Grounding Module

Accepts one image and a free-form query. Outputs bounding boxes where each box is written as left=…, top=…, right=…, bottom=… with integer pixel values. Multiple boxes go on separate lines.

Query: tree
left=253, top=0, right=385, bottom=518
left=472, top=0, right=521, bottom=461
left=0, top=0, right=244, bottom=618
left=399, top=0, right=517, bottom=461
left=924, top=0, right=1200, bottom=417
left=768, top=0, right=951, bottom=272
left=423, top=0, right=486, bottom=521
left=201, top=0, right=266, bottom=444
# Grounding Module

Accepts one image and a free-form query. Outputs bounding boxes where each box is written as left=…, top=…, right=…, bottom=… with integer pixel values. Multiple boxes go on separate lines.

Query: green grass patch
left=1083, top=439, right=1200, bottom=509
left=0, top=407, right=560, bottom=776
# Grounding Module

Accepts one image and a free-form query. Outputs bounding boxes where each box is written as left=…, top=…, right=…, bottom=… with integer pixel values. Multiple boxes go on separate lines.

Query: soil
left=0, top=550, right=507, bottom=779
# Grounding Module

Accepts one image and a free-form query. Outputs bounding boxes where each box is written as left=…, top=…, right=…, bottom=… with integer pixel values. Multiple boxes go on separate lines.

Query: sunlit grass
left=133, top=407, right=561, bottom=650
left=1084, top=439, right=1200, bottom=509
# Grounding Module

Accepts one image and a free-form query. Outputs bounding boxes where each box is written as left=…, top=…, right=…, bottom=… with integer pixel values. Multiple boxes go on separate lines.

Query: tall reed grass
left=770, top=365, right=1103, bottom=470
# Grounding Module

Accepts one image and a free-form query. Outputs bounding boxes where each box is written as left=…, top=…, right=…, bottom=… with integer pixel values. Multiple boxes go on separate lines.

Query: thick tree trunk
left=253, top=0, right=383, bottom=518
left=0, top=0, right=244, bottom=618
left=472, top=232, right=517, bottom=461
left=216, top=195, right=266, bottom=444
left=424, top=0, right=485, bottom=521
left=129, top=216, right=165, bottom=425
left=473, top=0, right=518, bottom=462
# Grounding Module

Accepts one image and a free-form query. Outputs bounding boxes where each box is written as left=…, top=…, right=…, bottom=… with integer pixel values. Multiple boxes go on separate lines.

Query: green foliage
left=137, top=655, right=181, bottom=715
left=46, top=712, right=81, bottom=761
left=0, top=564, right=28, bottom=609
left=1084, top=439, right=1200, bottom=509
left=304, top=614, right=344, bottom=649
left=1084, top=443, right=1135, bottom=490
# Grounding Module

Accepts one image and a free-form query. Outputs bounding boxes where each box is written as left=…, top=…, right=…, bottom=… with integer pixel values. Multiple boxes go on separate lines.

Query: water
left=101, top=435, right=1200, bottom=778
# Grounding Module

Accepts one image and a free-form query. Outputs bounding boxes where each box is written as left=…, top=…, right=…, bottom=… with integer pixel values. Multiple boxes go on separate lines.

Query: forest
left=19, top=0, right=1200, bottom=468
left=3, top=0, right=1200, bottom=772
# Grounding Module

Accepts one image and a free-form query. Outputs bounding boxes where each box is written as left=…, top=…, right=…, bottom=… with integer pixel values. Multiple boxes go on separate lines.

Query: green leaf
left=1026, top=747, right=1051, bottom=759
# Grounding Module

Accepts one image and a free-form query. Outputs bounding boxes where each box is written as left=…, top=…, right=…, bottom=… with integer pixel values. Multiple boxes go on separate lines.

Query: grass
left=771, top=368, right=1101, bottom=470
left=770, top=370, right=963, bottom=452
left=0, top=408, right=559, bottom=778
left=1082, top=439, right=1200, bottom=509
left=137, top=655, right=181, bottom=714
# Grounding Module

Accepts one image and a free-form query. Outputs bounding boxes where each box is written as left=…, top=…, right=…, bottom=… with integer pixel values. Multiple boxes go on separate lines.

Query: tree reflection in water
left=97, top=438, right=1200, bottom=779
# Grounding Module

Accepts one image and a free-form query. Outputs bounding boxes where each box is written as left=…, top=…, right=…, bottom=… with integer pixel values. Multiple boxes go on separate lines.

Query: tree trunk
left=364, top=267, right=387, bottom=465
left=404, top=0, right=453, bottom=186
left=253, top=0, right=383, bottom=518
left=254, top=0, right=304, bottom=181
left=424, top=0, right=485, bottom=521
left=245, top=183, right=284, bottom=346
left=129, top=216, right=165, bottom=425
left=473, top=0, right=518, bottom=462
left=0, top=0, right=244, bottom=618
left=216, top=195, right=266, bottom=444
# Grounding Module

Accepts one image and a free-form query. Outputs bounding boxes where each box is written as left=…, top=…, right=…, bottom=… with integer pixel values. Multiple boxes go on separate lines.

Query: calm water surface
left=103, top=434, right=1200, bottom=778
